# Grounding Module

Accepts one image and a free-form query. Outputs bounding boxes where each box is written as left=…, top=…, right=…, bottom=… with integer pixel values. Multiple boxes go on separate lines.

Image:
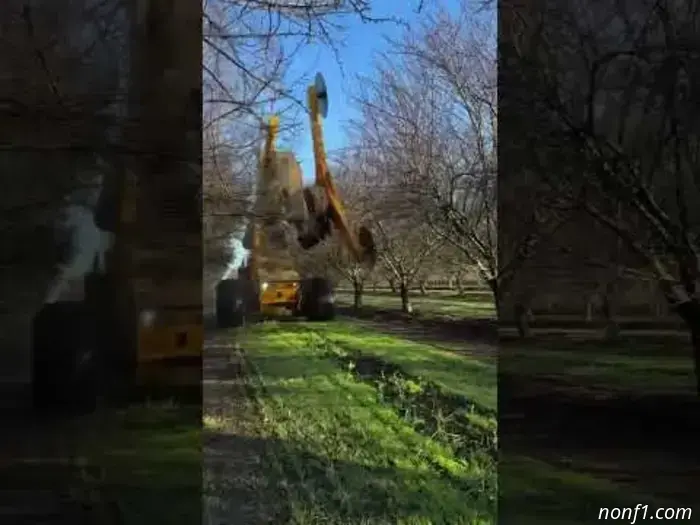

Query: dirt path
left=203, top=332, right=286, bottom=525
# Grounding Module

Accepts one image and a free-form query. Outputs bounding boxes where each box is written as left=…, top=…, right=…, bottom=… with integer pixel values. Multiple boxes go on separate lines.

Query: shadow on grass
left=337, top=305, right=497, bottom=344
left=0, top=461, right=124, bottom=523
left=206, top=430, right=493, bottom=524
left=89, top=403, right=201, bottom=525
left=1, top=402, right=201, bottom=525
left=206, top=352, right=332, bottom=383
left=499, top=335, right=700, bottom=522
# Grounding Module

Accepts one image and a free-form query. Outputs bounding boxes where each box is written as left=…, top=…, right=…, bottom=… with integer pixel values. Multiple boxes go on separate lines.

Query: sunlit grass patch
left=240, top=322, right=496, bottom=524
left=311, top=322, right=496, bottom=412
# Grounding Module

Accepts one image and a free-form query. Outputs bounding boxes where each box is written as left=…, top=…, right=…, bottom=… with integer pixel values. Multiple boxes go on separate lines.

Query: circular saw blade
left=314, top=72, right=328, bottom=118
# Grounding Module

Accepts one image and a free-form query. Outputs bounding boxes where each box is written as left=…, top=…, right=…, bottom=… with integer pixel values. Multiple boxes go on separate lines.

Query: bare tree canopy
left=2, top=1, right=131, bottom=335
left=350, top=0, right=499, bottom=301
left=503, top=0, right=700, bottom=390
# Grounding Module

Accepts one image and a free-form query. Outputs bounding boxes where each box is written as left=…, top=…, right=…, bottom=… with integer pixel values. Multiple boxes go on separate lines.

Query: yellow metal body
left=247, top=116, right=305, bottom=310
left=137, top=312, right=204, bottom=363
left=136, top=320, right=202, bottom=388
left=242, top=73, right=375, bottom=316
left=112, top=0, right=201, bottom=385
left=114, top=173, right=201, bottom=368
left=116, top=157, right=201, bottom=381
left=307, top=86, right=373, bottom=262
left=260, top=281, right=299, bottom=315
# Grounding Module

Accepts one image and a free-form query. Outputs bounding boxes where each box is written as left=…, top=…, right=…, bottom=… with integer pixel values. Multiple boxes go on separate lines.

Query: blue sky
left=276, top=1, right=459, bottom=181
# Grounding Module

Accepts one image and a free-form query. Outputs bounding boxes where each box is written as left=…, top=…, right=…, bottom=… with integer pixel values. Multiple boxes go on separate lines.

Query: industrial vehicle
left=215, top=73, right=375, bottom=327
left=31, top=0, right=201, bottom=412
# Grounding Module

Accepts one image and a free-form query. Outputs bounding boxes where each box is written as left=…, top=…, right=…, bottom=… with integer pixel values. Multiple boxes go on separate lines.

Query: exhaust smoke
left=44, top=171, right=114, bottom=304
left=219, top=166, right=257, bottom=282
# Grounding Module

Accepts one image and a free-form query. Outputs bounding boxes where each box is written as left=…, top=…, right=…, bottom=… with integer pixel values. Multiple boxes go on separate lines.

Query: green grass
left=312, top=322, right=496, bottom=412
left=336, top=290, right=495, bottom=319
left=238, top=321, right=497, bottom=524
left=501, top=336, right=695, bottom=396
left=500, top=455, right=676, bottom=525
left=85, top=402, right=201, bottom=524
left=500, top=335, right=696, bottom=523
left=5, top=402, right=201, bottom=524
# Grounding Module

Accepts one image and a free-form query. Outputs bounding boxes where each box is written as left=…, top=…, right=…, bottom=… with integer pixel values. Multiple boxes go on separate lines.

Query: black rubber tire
left=302, top=277, right=335, bottom=322
left=245, top=279, right=261, bottom=316
left=216, top=279, right=244, bottom=328
left=32, top=301, right=98, bottom=414
left=85, top=273, right=138, bottom=403
left=298, top=278, right=312, bottom=318
left=291, top=299, right=304, bottom=317
left=215, top=279, right=259, bottom=328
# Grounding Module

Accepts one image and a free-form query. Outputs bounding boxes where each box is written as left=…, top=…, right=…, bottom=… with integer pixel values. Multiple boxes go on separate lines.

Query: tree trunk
left=388, top=279, right=397, bottom=293
left=353, top=279, right=363, bottom=310
left=514, top=302, right=532, bottom=339
left=487, top=277, right=499, bottom=317
left=419, top=280, right=427, bottom=295
left=400, top=281, right=412, bottom=314
left=585, top=299, right=593, bottom=323
left=601, top=285, right=620, bottom=341
left=455, top=275, right=464, bottom=296
left=674, top=299, right=700, bottom=397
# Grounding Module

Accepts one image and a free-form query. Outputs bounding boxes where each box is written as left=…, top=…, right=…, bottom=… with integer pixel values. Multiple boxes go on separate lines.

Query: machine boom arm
left=307, top=84, right=374, bottom=265
left=251, top=73, right=375, bottom=273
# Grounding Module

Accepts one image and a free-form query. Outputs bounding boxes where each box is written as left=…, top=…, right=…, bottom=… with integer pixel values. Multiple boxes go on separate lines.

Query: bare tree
left=350, top=1, right=542, bottom=317
left=1, top=1, right=130, bottom=363
left=2, top=0, right=128, bottom=259
left=202, top=0, right=417, bottom=142
left=328, top=166, right=376, bottom=308
left=357, top=177, right=444, bottom=313
left=439, top=243, right=475, bottom=295
left=504, top=0, right=700, bottom=388
left=337, top=137, right=449, bottom=312
left=373, top=214, right=443, bottom=314
left=203, top=0, right=399, bottom=127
